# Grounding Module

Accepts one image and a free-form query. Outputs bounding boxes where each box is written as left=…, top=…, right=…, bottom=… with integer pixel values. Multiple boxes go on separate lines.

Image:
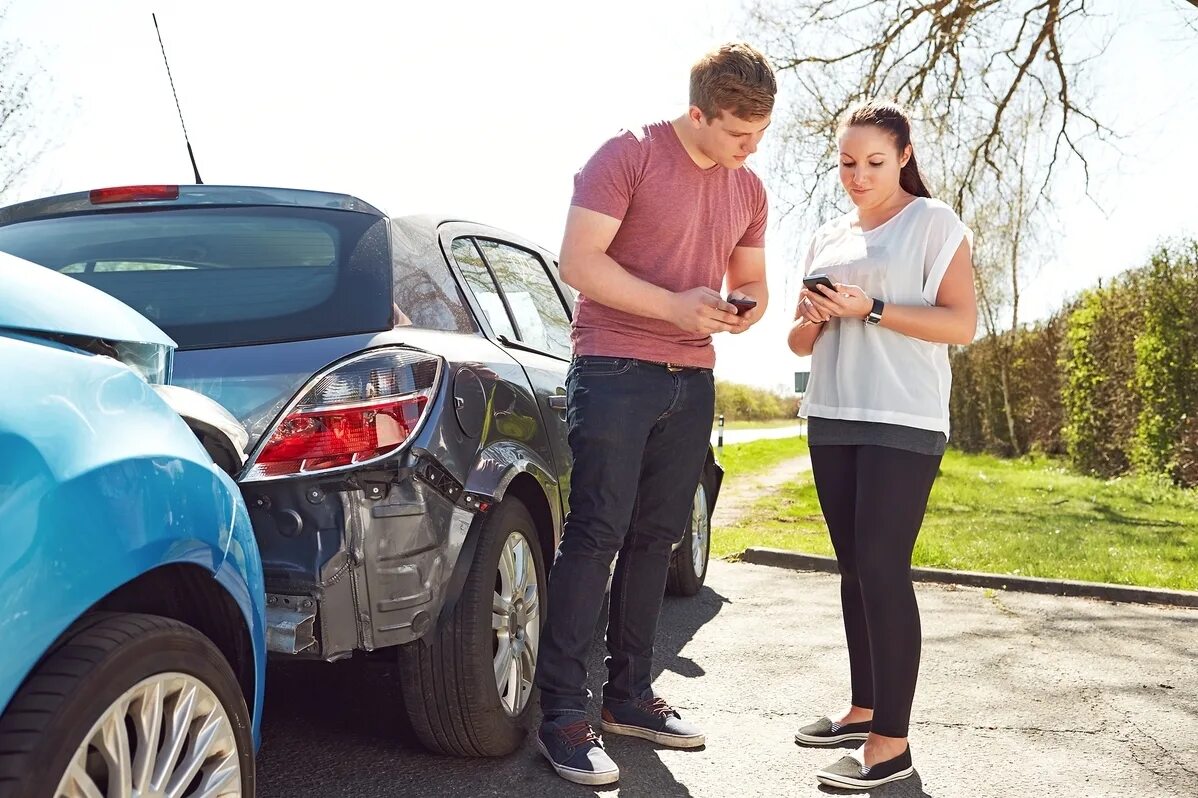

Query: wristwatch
left=865, top=298, right=885, bottom=325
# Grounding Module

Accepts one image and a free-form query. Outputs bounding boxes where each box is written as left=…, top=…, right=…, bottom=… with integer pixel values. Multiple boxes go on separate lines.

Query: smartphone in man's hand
left=727, top=296, right=758, bottom=315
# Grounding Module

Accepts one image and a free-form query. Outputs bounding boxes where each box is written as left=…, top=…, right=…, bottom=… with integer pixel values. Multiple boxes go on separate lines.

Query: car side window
left=476, top=239, right=573, bottom=359
left=450, top=237, right=517, bottom=340
left=552, top=259, right=579, bottom=313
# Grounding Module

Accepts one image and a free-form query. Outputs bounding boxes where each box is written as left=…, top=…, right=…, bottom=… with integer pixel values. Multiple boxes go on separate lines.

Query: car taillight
left=89, top=185, right=180, bottom=204
left=243, top=348, right=441, bottom=481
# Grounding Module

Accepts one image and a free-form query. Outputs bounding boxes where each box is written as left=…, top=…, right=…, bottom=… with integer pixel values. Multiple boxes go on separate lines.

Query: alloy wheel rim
left=691, top=484, right=710, bottom=577
left=54, top=672, right=242, bottom=798
left=492, top=530, right=540, bottom=716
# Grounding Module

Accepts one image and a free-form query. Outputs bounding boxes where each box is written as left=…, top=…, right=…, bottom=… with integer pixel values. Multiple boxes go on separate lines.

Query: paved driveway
left=711, top=423, right=805, bottom=446
left=257, top=560, right=1198, bottom=797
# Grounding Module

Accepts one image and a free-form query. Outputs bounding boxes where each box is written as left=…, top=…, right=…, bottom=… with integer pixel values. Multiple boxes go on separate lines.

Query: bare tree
left=0, top=4, right=50, bottom=200
left=747, top=0, right=1149, bottom=218
left=962, top=102, right=1049, bottom=453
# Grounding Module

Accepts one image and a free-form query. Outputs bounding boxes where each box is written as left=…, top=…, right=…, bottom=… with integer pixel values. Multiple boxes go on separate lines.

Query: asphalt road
left=256, top=560, right=1198, bottom=797
left=710, top=424, right=805, bottom=447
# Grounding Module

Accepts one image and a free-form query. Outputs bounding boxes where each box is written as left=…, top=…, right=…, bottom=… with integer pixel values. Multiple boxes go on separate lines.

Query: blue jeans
left=536, top=356, right=715, bottom=717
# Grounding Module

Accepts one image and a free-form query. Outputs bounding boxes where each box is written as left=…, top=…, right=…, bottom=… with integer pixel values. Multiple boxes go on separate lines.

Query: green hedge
left=1061, top=283, right=1141, bottom=477
left=951, top=239, right=1198, bottom=486
left=715, top=380, right=799, bottom=421
left=949, top=315, right=1067, bottom=457
left=1130, top=243, right=1198, bottom=483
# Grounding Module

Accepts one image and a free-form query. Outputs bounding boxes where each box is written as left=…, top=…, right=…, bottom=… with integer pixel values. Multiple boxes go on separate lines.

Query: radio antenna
left=152, top=13, right=203, bottom=184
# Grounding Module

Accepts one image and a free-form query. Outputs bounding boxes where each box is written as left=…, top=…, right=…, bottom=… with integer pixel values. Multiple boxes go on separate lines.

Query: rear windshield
left=0, top=206, right=394, bottom=349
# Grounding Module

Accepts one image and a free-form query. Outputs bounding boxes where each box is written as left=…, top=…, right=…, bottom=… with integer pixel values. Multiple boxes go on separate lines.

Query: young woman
left=787, top=100, right=977, bottom=790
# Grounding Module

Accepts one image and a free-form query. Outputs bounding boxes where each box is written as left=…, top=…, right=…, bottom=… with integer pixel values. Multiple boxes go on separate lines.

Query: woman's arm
left=787, top=289, right=828, bottom=356
left=806, top=239, right=977, bottom=346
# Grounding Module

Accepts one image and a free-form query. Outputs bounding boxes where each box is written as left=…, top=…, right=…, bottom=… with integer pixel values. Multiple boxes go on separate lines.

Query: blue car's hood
left=0, top=251, right=175, bottom=347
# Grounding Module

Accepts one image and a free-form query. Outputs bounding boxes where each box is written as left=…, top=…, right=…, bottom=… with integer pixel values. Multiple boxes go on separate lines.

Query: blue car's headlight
left=112, top=340, right=173, bottom=385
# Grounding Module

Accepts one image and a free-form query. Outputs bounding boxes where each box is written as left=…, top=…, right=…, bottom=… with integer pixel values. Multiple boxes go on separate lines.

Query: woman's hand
left=807, top=283, right=873, bottom=320
left=796, top=289, right=830, bottom=326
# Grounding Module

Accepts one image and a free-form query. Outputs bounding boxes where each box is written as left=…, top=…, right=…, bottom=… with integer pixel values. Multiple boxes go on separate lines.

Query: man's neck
left=670, top=116, right=718, bottom=169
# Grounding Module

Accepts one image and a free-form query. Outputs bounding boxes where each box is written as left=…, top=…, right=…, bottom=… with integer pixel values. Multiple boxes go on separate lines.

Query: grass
left=714, top=436, right=808, bottom=478
left=713, top=418, right=803, bottom=431
left=714, top=449, right=1198, bottom=591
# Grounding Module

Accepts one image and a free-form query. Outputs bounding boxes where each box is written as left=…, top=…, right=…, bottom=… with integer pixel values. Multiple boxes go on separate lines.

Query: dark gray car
left=0, top=184, right=722, bottom=757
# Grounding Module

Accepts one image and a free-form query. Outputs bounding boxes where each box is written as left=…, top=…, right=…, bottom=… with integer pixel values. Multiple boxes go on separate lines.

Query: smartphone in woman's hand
left=802, top=274, right=836, bottom=294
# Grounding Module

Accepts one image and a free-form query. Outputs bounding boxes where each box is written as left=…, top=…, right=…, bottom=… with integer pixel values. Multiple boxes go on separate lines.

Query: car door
left=441, top=228, right=574, bottom=500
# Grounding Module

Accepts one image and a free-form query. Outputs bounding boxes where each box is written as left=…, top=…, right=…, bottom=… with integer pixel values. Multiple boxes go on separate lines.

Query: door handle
left=547, top=394, right=567, bottom=411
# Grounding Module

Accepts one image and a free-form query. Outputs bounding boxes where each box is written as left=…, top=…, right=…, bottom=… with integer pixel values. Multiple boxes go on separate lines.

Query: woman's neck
left=854, top=190, right=916, bottom=230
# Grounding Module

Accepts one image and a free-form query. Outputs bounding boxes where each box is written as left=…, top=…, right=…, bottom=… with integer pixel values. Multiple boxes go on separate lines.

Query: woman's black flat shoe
left=815, top=746, right=915, bottom=790
left=794, top=716, right=872, bottom=746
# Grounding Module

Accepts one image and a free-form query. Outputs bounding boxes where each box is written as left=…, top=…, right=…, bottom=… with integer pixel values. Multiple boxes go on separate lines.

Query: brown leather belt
left=641, top=359, right=708, bottom=373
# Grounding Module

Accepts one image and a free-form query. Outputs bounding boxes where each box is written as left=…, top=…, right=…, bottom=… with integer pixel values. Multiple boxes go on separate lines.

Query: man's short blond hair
left=690, top=42, right=777, bottom=121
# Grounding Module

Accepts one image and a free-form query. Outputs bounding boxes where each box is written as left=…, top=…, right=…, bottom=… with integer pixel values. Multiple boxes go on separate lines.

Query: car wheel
left=397, top=497, right=545, bottom=757
left=667, top=467, right=715, bottom=597
left=0, top=613, right=254, bottom=798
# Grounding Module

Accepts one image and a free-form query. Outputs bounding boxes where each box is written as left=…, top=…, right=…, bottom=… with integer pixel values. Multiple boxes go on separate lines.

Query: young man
left=534, top=43, right=775, bottom=785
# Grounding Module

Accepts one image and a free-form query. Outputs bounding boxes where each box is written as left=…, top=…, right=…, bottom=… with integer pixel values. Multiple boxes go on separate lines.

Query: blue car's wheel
left=0, top=613, right=254, bottom=798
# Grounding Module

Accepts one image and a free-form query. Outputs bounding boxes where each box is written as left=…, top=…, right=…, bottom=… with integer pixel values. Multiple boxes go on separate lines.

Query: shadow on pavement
left=256, top=583, right=730, bottom=797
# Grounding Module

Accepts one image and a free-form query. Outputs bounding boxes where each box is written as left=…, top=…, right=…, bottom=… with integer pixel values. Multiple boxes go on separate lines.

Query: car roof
left=0, top=186, right=559, bottom=261
left=0, top=184, right=385, bottom=226
left=403, top=215, right=559, bottom=260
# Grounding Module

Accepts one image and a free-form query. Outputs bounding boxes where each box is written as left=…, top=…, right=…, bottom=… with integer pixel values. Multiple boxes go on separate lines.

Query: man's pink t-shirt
left=570, top=120, right=768, bottom=369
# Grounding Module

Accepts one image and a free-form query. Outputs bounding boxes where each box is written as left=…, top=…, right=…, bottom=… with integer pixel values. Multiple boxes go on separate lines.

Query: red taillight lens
left=89, top=185, right=180, bottom=204
left=256, top=396, right=427, bottom=471
left=243, top=348, right=441, bottom=480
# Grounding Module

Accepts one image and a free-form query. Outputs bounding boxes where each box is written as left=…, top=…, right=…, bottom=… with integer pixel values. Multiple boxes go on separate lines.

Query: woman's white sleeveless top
left=799, top=197, right=971, bottom=435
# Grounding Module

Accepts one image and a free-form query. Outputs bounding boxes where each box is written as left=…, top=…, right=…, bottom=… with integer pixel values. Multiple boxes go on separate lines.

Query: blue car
left=0, top=253, right=265, bottom=797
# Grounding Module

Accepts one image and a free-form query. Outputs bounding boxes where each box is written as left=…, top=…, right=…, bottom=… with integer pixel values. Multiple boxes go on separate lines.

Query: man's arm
left=724, top=245, right=767, bottom=333
left=558, top=205, right=744, bottom=335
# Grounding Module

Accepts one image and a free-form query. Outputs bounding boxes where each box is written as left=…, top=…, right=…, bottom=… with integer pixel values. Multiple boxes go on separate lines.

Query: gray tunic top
left=808, top=416, right=946, bottom=457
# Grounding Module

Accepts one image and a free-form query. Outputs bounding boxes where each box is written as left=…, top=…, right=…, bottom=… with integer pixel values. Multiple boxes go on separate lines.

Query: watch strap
left=866, top=298, right=885, bottom=325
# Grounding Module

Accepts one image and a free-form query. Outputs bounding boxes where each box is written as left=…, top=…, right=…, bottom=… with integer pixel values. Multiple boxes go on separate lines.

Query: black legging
left=809, top=444, right=942, bottom=739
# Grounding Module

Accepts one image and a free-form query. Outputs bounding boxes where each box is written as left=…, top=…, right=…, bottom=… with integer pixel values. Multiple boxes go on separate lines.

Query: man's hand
left=667, top=287, right=745, bottom=335
left=726, top=289, right=762, bottom=334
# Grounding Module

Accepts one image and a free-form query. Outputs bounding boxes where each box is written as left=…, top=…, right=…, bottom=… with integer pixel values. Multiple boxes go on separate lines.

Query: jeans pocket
left=570, top=356, right=634, bottom=378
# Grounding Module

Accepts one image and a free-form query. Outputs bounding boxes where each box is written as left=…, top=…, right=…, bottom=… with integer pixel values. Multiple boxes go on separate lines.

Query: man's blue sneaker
left=600, top=694, right=705, bottom=748
left=536, top=717, right=620, bottom=786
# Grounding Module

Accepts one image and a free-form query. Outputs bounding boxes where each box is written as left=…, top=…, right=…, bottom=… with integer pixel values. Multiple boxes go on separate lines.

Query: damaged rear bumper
left=245, top=450, right=486, bottom=660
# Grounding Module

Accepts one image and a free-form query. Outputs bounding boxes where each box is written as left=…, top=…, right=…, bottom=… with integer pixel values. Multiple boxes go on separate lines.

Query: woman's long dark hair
left=842, top=101, right=932, bottom=199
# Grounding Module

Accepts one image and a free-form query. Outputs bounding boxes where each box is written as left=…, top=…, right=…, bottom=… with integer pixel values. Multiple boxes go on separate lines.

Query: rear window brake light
left=89, top=185, right=180, bottom=204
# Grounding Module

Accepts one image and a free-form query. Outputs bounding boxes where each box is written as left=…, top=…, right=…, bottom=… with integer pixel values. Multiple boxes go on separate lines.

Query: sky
left=5, top=0, right=1197, bottom=394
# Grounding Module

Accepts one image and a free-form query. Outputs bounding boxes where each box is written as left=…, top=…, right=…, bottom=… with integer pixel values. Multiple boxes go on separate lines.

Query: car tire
left=0, top=612, right=254, bottom=798
left=397, top=497, right=546, bottom=757
left=667, top=466, right=716, bottom=597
